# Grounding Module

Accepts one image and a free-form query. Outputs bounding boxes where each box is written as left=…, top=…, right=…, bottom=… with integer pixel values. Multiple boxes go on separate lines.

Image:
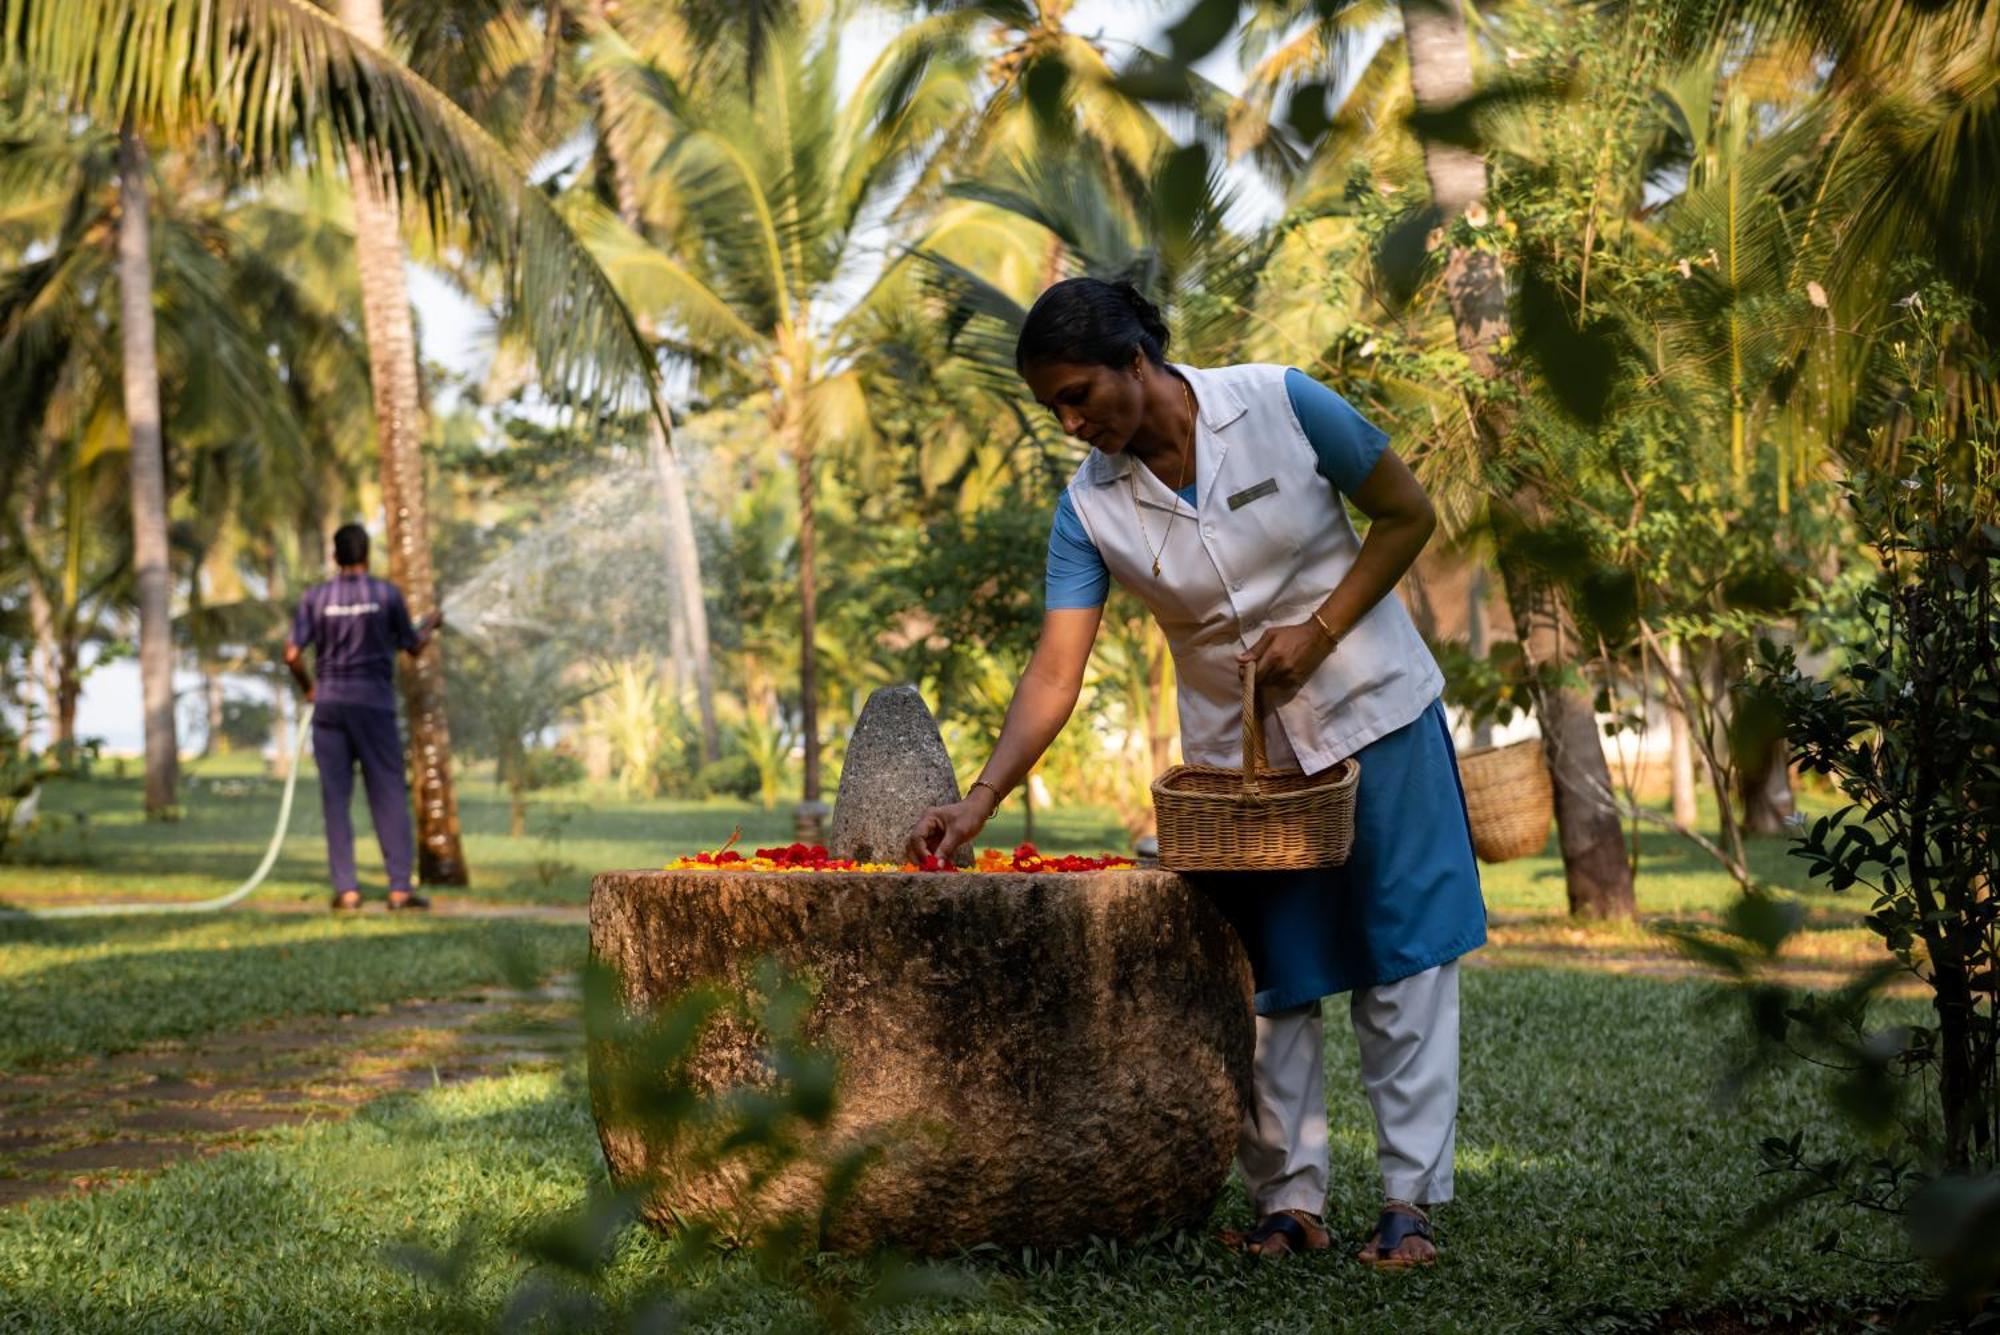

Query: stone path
left=0, top=976, right=580, bottom=1211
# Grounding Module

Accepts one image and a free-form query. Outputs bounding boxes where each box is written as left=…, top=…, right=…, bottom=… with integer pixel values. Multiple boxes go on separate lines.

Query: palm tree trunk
left=1736, top=738, right=1795, bottom=834
left=644, top=420, right=720, bottom=763
left=1665, top=638, right=1699, bottom=827
left=203, top=667, right=226, bottom=757
left=23, top=494, right=61, bottom=747
left=27, top=580, right=59, bottom=743
left=116, top=129, right=179, bottom=817
left=1466, top=566, right=1493, bottom=749
left=794, top=411, right=822, bottom=823
left=1400, top=0, right=1635, bottom=917
left=340, top=0, right=468, bottom=884
left=55, top=635, right=81, bottom=757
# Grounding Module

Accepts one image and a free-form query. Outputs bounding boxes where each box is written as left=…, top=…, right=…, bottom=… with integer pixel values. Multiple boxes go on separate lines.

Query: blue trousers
left=310, top=703, right=415, bottom=893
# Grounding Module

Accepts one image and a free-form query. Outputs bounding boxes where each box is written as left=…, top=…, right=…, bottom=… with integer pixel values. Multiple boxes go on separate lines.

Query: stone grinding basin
left=587, top=867, right=1254, bottom=1255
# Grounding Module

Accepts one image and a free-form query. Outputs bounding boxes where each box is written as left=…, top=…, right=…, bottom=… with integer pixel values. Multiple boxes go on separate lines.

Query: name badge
left=1227, top=478, right=1279, bottom=510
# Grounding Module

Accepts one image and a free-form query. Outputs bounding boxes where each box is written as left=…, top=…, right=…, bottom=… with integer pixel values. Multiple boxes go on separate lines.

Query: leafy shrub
left=695, top=754, right=761, bottom=801
left=519, top=746, right=584, bottom=792
left=218, top=698, right=276, bottom=753
left=1675, top=311, right=2000, bottom=1322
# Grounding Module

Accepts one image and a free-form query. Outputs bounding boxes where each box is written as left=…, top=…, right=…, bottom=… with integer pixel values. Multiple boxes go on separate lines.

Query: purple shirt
left=290, top=573, right=418, bottom=712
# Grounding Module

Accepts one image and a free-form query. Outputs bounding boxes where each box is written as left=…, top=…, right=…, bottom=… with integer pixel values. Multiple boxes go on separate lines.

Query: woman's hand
left=905, top=792, right=997, bottom=866
left=1239, top=622, right=1335, bottom=695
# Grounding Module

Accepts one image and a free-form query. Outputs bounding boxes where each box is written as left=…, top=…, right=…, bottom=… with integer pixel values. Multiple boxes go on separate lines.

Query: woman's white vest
left=1064, top=362, right=1443, bottom=774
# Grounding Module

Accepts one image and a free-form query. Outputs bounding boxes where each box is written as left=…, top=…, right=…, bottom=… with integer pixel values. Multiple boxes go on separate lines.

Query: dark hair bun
left=1015, top=275, right=1173, bottom=372
left=1112, top=280, right=1171, bottom=355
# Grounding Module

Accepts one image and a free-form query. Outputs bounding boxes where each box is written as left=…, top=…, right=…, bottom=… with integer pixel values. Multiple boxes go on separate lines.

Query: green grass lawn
left=0, top=769, right=1930, bottom=1327
left=0, top=915, right=583, bottom=1069
left=0, top=966, right=1928, bottom=1332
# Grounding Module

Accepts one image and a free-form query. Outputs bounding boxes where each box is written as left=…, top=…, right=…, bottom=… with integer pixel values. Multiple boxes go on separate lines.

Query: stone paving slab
left=116, top=1107, right=305, bottom=1136
left=20, top=1141, right=202, bottom=1176
left=0, top=1179, right=66, bottom=1209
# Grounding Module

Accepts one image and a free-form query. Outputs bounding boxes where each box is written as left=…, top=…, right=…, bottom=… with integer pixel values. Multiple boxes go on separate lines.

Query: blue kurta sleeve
left=1285, top=367, right=1390, bottom=495
left=1045, top=491, right=1110, bottom=610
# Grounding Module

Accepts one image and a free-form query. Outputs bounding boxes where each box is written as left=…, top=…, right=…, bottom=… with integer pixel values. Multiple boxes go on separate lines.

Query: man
left=284, top=523, right=441, bottom=911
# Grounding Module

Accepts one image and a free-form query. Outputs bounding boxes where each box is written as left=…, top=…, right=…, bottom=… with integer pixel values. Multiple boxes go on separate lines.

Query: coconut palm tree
left=1177, top=0, right=1632, bottom=914
left=0, top=104, right=342, bottom=809
left=583, top=0, right=971, bottom=832
left=370, top=0, right=724, bottom=769
left=1653, top=0, right=2000, bottom=349
left=569, top=0, right=724, bottom=762
left=111, top=130, right=182, bottom=813
left=332, top=0, right=475, bottom=882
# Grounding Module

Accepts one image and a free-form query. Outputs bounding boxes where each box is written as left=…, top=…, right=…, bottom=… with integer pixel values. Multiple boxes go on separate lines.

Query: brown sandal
left=330, top=889, right=363, bottom=912
left=1220, top=1209, right=1331, bottom=1258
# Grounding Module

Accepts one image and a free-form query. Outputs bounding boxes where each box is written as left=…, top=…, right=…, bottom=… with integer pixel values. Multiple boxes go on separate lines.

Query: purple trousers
left=310, top=702, right=415, bottom=893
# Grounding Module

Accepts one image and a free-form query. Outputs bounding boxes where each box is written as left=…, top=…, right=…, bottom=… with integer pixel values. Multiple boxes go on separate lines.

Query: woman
left=905, top=277, right=1486, bottom=1265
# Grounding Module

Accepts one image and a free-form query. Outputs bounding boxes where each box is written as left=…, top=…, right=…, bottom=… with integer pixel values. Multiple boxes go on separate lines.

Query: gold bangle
left=1310, top=609, right=1340, bottom=648
left=968, top=779, right=1005, bottom=806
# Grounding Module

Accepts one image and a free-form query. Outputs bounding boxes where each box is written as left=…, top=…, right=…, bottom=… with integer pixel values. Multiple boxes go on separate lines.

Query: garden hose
left=0, top=704, right=315, bottom=921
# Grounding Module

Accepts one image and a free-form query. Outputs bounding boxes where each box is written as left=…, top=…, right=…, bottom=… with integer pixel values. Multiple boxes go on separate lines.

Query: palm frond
left=4, top=0, right=666, bottom=432
left=557, top=189, right=763, bottom=349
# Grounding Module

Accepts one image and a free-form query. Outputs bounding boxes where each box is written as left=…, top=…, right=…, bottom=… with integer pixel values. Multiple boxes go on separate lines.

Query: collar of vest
left=1085, top=362, right=1248, bottom=485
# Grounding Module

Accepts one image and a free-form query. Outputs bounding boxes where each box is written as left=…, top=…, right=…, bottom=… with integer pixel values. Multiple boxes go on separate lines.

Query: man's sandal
left=1357, top=1202, right=1437, bottom=1269
left=1219, top=1209, right=1331, bottom=1259
left=331, top=889, right=363, bottom=912
left=386, top=890, right=430, bottom=912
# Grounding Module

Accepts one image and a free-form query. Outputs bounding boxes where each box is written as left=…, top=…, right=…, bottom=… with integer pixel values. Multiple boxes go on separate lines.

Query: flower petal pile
left=664, top=841, right=1133, bottom=874
left=665, top=843, right=899, bottom=873
left=973, top=843, right=1135, bottom=873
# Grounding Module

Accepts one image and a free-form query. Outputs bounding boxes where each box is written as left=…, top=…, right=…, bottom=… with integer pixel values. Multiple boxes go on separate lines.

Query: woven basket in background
left=1152, top=662, right=1360, bottom=871
left=1457, top=737, right=1554, bottom=863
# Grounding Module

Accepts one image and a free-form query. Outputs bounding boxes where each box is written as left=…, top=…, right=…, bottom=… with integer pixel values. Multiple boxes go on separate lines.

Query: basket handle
left=1239, top=659, right=1266, bottom=800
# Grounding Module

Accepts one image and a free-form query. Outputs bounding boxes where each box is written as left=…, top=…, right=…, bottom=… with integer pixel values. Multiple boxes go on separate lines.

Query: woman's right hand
left=905, top=793, right=996, bottom=866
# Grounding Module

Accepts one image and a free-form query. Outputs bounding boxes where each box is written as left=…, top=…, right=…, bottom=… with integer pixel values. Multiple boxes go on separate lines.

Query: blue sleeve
left=1285, top=367, right=1389, bottom=495
left=289, top=590, right=314, bottom=649
left=1045, top=491, right=1110, bottom=610
left=386, top=584, right=420, bottom=652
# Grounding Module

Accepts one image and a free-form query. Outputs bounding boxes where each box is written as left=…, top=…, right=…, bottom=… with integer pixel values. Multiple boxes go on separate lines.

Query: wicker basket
left=1457, top=737, right=1554, bottom=863
left=1152, top=661, right=1361, bottom=871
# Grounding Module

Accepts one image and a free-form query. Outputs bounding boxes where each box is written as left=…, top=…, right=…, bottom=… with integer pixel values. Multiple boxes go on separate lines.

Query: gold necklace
left=1130, top=376, right=1198, bottom=579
